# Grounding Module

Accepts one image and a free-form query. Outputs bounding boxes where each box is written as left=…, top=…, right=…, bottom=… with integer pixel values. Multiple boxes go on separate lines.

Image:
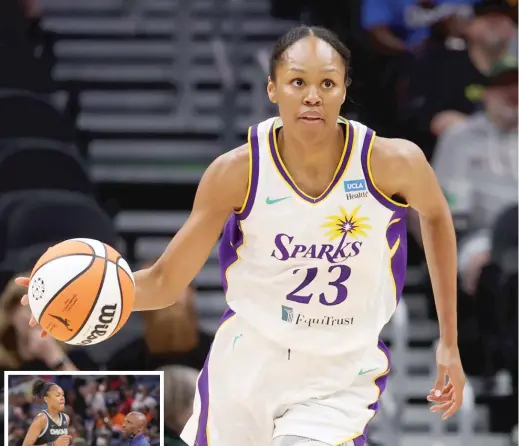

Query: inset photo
left=5, top=372, right=163, bottom=446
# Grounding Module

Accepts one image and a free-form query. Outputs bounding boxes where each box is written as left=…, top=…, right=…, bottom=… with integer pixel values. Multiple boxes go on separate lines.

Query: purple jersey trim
left=219, top=214, right=244, bottom=293
left=236, top=123, right=260, bottom=220
left=352, top=339, right=391, bottom=446
left=360, top=128, right=409, bottom=212
left=194, top=308, right=236, bottom=446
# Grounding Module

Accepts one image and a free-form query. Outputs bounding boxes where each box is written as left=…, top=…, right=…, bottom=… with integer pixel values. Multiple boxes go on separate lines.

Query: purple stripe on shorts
left=237, top=124, right=260, bottom=220
left=268, top=119, right=355, bottom=204
left=353, top=339, right=392, bottom=446
left=195, top=308, right=236, bottom=446
left=219, top=213, right=244, bottom=293
left=360, top=129, right=407, bottom=212
left=386, top=208, right=408, bottom=304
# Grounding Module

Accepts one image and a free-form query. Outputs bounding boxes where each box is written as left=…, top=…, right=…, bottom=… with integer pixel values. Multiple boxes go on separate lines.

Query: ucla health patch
left=343, top=179, right=369, bottom=200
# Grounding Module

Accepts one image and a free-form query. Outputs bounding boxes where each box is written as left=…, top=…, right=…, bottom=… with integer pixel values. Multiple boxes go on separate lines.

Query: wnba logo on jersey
left=343, top=179, right=369, bottom=200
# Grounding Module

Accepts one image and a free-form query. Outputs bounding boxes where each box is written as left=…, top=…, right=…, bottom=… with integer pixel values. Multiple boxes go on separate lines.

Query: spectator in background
left=131, top=386, right=157, bottom=413
left=107, top=284, right=213, bottom=371
left=432, top=54, right=518, bottom=296
left=160, top=366, right=199, bottom=446
left=122, top=412, right=150, bottom=446
left=83, top=382, right=107, bottom=415
left=401, top=0, right=517, bottom=157
left=121, top=389, right=136, bottom=415
left=0, top=275, right=78, bottom=372
left=362, top=0, right=476, bottom=53
left=361, top=0, right=477, bottom=137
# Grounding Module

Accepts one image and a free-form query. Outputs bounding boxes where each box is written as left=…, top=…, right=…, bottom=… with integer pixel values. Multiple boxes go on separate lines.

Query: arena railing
left=211, top=0, right=241, bottom=150
left=376, top=297, right=410, bottom=446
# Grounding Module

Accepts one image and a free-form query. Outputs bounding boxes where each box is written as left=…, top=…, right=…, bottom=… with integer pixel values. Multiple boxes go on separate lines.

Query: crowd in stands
left=0, top=0, right=516, bottom=443
left=7, top=375, right=160, bottom=446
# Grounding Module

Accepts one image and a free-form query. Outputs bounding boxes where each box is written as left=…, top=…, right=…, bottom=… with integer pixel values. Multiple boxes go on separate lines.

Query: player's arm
left=132, top=145, right=249, bottom=311
left=374, top=139, right=458, bottom=346
left=22, top=413, right=46, bottom=446
left=372, top=138, right=465, bottom=418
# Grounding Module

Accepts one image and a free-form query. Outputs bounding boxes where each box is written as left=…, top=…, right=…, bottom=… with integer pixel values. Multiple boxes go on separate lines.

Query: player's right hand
left=54, top=435, right=73, bottom=446
left=15, top=276, right=48, bottom=337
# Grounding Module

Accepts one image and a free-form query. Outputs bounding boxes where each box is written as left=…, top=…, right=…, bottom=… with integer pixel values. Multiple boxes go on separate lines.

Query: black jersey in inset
left=34, top=410, right=68, bottom=445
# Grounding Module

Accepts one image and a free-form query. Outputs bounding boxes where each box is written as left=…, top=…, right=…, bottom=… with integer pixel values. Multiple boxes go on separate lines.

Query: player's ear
left=267, top=76, right=277, bottom=104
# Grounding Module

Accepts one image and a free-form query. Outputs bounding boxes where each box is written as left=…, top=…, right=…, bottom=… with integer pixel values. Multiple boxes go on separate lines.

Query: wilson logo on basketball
left=80, top=304, right=118, bottom=345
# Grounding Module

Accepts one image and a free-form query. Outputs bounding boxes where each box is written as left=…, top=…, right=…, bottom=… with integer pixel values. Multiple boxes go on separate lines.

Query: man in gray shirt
left=432, top=54, right=517, bottom=294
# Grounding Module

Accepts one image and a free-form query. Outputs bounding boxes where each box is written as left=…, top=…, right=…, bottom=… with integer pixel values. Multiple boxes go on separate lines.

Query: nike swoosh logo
left=266, top=196, right=291, bottom=205
left=358, top=367, right=379, bottom=376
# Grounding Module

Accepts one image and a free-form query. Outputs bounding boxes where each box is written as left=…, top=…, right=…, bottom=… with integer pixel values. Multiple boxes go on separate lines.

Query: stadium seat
left=0, top=139, right=94, bottom=195
left=0, top=190, right=118, bottom=278
left=0, top=89, right=75, bottom=141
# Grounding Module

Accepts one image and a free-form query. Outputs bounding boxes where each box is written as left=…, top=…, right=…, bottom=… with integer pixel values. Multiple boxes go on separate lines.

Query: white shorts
left=181, top=309, right=391, bottom=446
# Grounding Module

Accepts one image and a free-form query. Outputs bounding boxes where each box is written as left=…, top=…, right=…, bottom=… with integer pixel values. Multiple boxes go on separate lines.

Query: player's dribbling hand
left=54, top=435, right=73, bottom=446
left=15, top=276, right=48, bottom=337
left=427, top=341, right=466, bottom=420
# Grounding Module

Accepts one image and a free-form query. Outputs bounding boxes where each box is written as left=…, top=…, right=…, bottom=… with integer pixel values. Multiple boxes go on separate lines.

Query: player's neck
left=277, top=124, right=344, bottom=170
left=47, top=408, right=60, bottom=420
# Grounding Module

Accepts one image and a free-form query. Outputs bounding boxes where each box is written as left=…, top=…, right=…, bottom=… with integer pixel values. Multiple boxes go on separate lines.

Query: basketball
left=27, top=238, right=135, bottom=345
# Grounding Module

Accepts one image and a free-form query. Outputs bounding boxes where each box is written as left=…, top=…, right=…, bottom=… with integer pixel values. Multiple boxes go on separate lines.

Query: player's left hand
left=428, top=341, right=466, bottom=420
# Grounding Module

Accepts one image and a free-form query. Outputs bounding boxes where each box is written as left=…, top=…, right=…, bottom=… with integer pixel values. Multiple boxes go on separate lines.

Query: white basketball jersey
left=219, top=117, right=408, bottom=356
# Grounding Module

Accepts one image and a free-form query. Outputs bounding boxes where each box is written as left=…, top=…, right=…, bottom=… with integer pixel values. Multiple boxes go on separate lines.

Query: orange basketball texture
left=28, top=238, right=135, bottom=345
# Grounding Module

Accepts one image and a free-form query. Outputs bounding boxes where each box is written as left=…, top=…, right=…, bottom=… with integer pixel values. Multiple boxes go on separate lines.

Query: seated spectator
left=131, top=386, right=157, bottom=413
left=107, top=284, right=213, bottom=371
left=0, top=275, right=78, bottom=372
left=362, top=0, right=476, bottom=54
left=432, top=54, right=518, bottom=296
left=401, top=0, right=517, bottom=157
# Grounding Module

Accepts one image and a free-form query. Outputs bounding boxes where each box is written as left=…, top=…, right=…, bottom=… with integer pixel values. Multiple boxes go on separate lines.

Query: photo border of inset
left=5, top=370, right=164, bottom=446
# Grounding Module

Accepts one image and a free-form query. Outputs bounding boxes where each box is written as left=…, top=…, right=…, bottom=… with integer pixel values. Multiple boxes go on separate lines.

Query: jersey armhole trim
left=235, top=124, right=260, bottom=220
left=361, top=129, right=409, bottom=210
left=38, top=412, right=49, bottom=438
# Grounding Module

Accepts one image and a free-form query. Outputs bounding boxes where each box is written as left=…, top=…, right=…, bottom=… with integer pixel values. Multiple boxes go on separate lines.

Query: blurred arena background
left=0, top=0, right=516, bottom=445
left=7, top=374, right=160, bottom=445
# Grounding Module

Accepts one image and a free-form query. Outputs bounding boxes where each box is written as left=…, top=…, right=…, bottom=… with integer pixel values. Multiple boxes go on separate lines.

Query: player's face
left=46, top=385, right=65, bottom=410
left=267, top=36, right=346, bottom=139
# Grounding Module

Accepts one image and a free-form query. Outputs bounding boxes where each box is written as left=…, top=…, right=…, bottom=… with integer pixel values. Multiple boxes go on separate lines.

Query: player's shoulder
left=33, top=412, right=47, bottom=425
left=209, top=144, right=249, bottom=181
left=198, top=144, right=249, bottom=209
left=370, top=136, right=428, bottom=195
left=373, top=136, right=426, bottom=168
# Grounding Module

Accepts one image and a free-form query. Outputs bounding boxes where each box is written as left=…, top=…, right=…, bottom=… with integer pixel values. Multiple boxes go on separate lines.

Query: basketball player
left=122, top=412, right=151, bottom=446
left=19, top=25, right=466, bottom=446
left=22, top=379, right=71, bottom=446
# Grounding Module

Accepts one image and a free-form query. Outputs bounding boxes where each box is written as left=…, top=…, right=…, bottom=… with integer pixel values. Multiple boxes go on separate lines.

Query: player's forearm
left=132, top=267, right=179, bottom=311
left=419, top=211, right=458, bottom=345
